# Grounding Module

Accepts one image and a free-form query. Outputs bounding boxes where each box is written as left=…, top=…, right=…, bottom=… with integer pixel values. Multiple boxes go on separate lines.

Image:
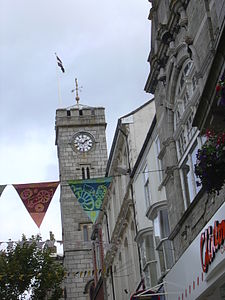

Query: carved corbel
left=170, top=0, right=184, bottom=14
left=178, top=6, right=188, bottom=27
left=158, top=67, right=166, bottom=83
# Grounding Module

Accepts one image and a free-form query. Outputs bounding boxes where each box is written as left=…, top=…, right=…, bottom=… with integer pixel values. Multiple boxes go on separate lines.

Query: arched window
left=83, top=225, right=88, bottom=241
left=174, top=60, right=198, bottom=134
left=173, top=60, right=204, bottom=206
left=81, top=165, right=91, bottom=179
left=82, top=167, right=85, bottom=179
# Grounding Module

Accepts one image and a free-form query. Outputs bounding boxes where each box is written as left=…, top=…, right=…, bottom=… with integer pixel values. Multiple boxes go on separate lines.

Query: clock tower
left=55, top=104, right=108, bottom=299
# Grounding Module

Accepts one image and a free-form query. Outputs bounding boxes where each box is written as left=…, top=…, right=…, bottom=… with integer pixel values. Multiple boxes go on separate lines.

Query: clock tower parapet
left=55, top=107, right=107, bottom=129
left=55, top=105, right=108, bottom=182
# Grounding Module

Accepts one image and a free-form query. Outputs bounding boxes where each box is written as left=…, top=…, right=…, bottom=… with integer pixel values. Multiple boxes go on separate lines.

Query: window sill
left=143, top=260, right=157, bottom=271
left=156, top=237, right=169, bottom=251
left=158, top=268, right=171, bottom=282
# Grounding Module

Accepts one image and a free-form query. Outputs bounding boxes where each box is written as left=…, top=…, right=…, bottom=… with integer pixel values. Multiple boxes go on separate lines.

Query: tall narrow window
left=181, top=141, right=202, bottom=205
left=153, top=209, right=174, bottom=275
left=154, top=136, right=163, bottom=182
left=81, top=165, right=91, bottom=179
left=86, top=167, right=90, bottom=179
left=143, top=165, right=151, bottom=209
left=80, top=223, right=92, bottom=242
left=82, top=167, right=85, bottom=179
left=83, top=225, right=88, bottom=241
left=174, top=59, right=202, bottom=207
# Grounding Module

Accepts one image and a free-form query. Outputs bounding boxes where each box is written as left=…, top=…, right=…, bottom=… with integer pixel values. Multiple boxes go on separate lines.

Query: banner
left=13, top=182, right=59, bottom=228
left=0, top=185, right=6, bottom=197
left=68, top=177, right=112, bottom=223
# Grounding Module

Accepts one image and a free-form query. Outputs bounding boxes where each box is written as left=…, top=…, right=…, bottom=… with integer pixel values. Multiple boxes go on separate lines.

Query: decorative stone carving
left=158, top=67, right=167, bottom=82
left=178, top=8, right=188, bottom=26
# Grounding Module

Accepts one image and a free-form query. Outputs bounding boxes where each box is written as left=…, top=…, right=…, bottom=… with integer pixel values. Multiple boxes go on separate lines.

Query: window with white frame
left=140, top=234, right=158, bottom=288
left=143, top=165, right=151, bottom=209
left=174, top=59, right=203, bottom=206
left=153, top=209, right=174, bottom=275
left=174, top=61, right=199, bottom=132
left=180, top=139, right=202, bottom=206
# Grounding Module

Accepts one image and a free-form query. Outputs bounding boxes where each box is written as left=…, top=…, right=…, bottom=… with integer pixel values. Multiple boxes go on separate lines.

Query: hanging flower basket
left=195, top=130, right=225, bottom=195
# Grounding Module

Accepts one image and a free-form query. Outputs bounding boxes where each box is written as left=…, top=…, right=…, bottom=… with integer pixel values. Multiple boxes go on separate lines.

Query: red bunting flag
left=13, top=181, right=59, bottom=228
left=0, top=185, right=6, bottom=197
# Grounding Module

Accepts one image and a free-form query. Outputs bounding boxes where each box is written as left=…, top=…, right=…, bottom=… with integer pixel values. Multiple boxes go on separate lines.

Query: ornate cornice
left=103, top=197, right=133, bottom=268
left=145, top=0, right=190, bottom=94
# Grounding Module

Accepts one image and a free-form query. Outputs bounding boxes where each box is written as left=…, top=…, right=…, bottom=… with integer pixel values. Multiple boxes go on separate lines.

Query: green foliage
left=0, top=235, right=64, bottom=300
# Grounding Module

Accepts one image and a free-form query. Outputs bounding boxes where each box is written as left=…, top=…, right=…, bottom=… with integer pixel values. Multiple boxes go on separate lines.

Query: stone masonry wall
left=145, top=0, right=225, bottom=261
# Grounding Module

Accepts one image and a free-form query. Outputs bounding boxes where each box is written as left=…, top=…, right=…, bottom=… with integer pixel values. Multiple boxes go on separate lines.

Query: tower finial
left=71, top=78, right=82, bottom=107
left=75, top=78, right=80, bottom=105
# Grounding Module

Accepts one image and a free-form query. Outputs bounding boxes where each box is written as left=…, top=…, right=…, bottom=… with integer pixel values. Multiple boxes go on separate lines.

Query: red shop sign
left=200, top=219, right=225, bottom=273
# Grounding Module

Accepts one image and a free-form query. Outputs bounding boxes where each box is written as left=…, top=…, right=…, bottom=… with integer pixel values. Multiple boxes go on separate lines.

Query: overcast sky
left=0, top=0, right=152, bottom=249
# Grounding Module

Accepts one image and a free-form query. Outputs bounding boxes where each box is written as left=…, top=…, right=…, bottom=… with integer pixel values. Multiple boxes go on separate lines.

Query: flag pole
left=56, top=64, right=62, bottom=107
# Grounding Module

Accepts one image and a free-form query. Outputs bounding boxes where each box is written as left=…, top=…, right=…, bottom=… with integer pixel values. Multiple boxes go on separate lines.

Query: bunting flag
left=0, top=185, right=6, bottom=197
left=68, top=177, right=112, bottom=223
left=13, top=181, right=59, bottom=228
left=55, top=53, right=65, bottom=73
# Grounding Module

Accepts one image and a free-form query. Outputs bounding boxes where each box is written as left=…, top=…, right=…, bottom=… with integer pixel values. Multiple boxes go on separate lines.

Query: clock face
left=72, top=132, right=94, bottom=153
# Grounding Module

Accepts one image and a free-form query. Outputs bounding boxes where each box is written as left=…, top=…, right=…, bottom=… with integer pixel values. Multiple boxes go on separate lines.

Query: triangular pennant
left=0, top=185, right=6, bottom=197
left=68, top=177, right=112, bottom=223
left=75, top=271, right=79, bottom=277
left=13, top=181, right=59, bottom=228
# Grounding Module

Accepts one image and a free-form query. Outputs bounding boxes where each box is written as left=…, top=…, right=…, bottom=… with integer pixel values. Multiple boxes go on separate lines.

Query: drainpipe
left=101, top=210, right=116, bottom=300
left=92, top=241, right=98, bottom=286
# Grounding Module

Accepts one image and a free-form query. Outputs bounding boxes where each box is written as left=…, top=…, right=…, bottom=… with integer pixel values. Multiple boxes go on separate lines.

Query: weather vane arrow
left=71, top=78, right=83, bottom=106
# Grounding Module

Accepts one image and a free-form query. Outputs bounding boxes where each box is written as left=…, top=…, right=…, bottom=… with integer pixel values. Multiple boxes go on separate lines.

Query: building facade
left=55, top=1, right=225, bottom=298
left=145, top=0, right=225, bottom=299
left=92, top=100, right=156, bottom=300
left=55, top=104, right=108, bottom=299
left=131, top=115, right=174, bottom=295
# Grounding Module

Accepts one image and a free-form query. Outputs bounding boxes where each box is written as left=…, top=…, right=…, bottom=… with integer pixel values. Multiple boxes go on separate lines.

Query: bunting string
left=0, top=269, right=101, bottom=280
left=0, top=177, right=113, bottom=228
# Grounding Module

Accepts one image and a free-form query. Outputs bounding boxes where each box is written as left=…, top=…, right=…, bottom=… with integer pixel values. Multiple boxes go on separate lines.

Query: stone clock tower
left=55, top=104, right=108, bottom=299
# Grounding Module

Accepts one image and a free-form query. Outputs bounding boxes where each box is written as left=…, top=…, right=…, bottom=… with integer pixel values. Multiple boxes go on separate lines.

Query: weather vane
left=71, top=78, right=83, bottom=106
